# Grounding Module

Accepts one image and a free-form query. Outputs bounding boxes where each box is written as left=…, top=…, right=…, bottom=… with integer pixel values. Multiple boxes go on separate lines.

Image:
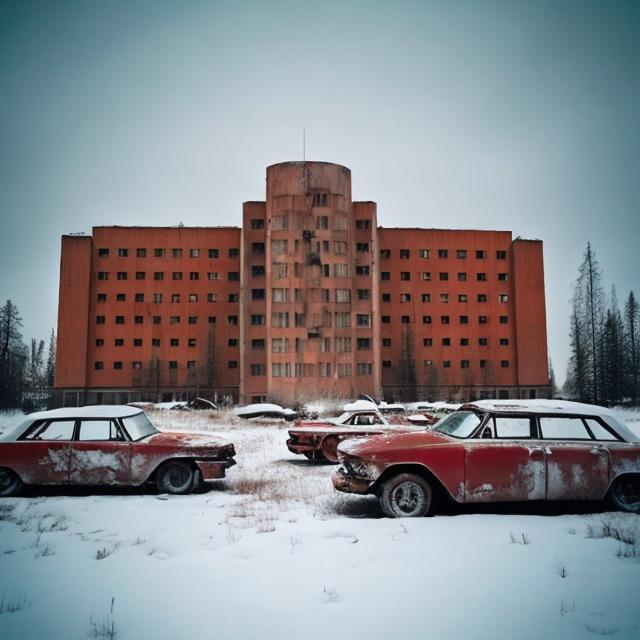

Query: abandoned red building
left=54, top=161, right=550, bottom=407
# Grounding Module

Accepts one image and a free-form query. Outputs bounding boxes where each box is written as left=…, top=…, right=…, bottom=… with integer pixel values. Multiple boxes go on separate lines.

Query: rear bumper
left=332, top=468, right=374, bottom=495
left=195, top=458, right=236, bottom=481
left=286, top=438, right=316, bottom=455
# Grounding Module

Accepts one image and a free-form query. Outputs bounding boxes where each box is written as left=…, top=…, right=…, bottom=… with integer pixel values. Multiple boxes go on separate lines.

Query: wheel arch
left=144, top=457, right=198, bottom=485
left=371, top=463, right=457, bottom=503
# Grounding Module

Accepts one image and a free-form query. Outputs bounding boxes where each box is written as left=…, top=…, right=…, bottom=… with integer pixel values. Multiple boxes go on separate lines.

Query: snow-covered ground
left=0, top=408, right=639, bottom=639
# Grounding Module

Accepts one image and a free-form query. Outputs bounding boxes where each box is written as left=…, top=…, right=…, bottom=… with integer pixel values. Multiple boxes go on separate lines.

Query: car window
left=122, top=412, right=159, bottom=441
left=78, top=420, right=125, bottom=441
left=433, top=411, right=481, bottom=438
left=584, top=418, right=617, bottom=441
left=28, top=420, right=76, bottom=441
left=539, top=417, right=591, bottom=440
left=494, top=417, right=531, bottom=439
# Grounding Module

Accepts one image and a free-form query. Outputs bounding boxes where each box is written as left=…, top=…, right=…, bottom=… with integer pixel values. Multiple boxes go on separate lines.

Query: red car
left=0, top=406, right=236, bottom=496
left=333, top=400, right=640, bottom=517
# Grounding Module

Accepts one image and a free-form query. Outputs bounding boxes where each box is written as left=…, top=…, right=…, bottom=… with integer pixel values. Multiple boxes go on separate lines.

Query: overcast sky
left=1, top=0, right=638, bottom=385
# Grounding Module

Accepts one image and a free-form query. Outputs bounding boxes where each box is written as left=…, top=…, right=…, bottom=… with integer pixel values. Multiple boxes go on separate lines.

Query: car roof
left=25, top=405, right=143, bottom=420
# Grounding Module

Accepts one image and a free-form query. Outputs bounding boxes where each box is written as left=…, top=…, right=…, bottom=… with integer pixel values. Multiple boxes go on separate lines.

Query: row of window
left=271, top=362, right=372, bottom=377
left=384, top=293, right=509, bottom=304
left=253, top=215, right=371, bottom=231
left=97, top=271, right=239, bottom=281
left=382, top=359, right=510, bottom=369
left=381, top=315, right=508, bottom=325
left=96, top=315, right=221, bottom=325
left=97, top=248, right=239, bottom=258
left=381, top=249, right=507, bottom=260
left=95, top=360, right=236, bottom=370
left=97, top=293, right=226, bottom=303
left=382, top=271, right=509, bottom=282
left=95, top=337, right=206, bottom=348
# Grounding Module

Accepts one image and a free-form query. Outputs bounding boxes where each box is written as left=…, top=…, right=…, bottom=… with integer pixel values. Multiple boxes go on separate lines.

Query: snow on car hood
left=143, top=431, right=232, bottom=450
left=338, top=428, right=452, bottom=455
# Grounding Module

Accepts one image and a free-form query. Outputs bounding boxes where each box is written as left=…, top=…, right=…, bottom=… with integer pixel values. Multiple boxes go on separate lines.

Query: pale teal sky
left=1, top=0, right=639, bottom=384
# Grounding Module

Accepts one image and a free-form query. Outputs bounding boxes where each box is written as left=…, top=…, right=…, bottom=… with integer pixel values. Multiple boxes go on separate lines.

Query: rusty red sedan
left=332, top=400, right=640, bottom=517
left=0, top=406, right=236, bottom=496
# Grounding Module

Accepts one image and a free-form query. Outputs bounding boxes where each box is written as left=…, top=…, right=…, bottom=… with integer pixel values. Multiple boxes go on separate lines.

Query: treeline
left=566, top=243, right=639, bottom=406
left=0, top=300, right=56, bottom=411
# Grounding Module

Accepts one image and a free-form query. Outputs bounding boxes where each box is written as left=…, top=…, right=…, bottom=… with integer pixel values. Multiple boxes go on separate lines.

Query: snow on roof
left=25, top=405, right=143, bottom=420
left=461, top=399, right=621, bottom=417
left=343, top=400, right=378, bottom=412
left=234, top=403, right=286, bottom=416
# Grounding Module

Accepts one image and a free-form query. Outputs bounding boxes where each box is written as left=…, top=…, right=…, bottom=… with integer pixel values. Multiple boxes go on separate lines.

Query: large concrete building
left=54, top=161, right=550, bottom=407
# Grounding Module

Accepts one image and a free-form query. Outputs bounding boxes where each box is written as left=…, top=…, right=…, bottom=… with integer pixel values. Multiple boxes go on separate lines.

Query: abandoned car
left=332, top=400, right=640, bottom=517
left=0, top=405, right=236, bottom=496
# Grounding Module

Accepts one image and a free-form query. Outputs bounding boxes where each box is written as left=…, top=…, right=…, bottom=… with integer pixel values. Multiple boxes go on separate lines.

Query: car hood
left=143, top=431, right=234, bottom=452
left=337, top=428, right=453, bottom=456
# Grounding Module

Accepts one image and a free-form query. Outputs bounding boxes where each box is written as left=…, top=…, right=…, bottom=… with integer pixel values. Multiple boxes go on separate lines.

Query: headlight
left=343, top=456, right=374, bottom=480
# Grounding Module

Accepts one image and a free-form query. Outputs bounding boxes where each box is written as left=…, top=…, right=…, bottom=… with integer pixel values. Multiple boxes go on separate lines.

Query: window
left=477, top=294, right=487, bottom=303
left=357, top=338, right=371, bottom=350
left=501, top=360, right=510, bottom=368
left=170, top=316, right=180, bottom=324
left=207, top=272, right=219, bottom=280
left=189, top=293, right=198, bottom=303
left=335, top=337, right=352, bottom=352
left=132, top=361, right=142, bottom=370
left=98, top=272, right=109, bottom=281
left=420, top=249, right=430, bottom=259
left=460, top=315, right=468, bottom=324
left=356, top=363, right=373, bottom=375
left=170, top=338, right=179, bottom=347
left=251, top=314, right=265, bottom=325
left=188, top=316, right=197, bottom=324
left=496, top=250, right=507, bottom=260
left=208, top=316, right=216, bottom=324
left=401, top=315, right=410, bottom=324
left=137, top=248, right=146, bottom=258
left=400, top=249, right=410, bottom=259
left=382, top=293, right=391, bottom=302
left=271, top=240, right=288, bottom=255
left=381, top=315, right=390, bottom=324
left=170, top=294, right=180, bottom=303
left=480, top=359, right=487, bottom=368
left=334, top=241, right=348, bottom=255
left=316, top=216, right=328, bottom=230
left=251, top=242, right=265, bottom=255
left=154, top=272, right=164, bottom=281
left=27, top=420, right=76, bottom=441
left=476, top=250, right=486, bottom=259
left=134, top=338, right=143, bottom=347
left=208, top=248, right=219, bottom=258
left=187, top=338, right=196, bottom=347
left=540, top=417, right=591, bottom=440
left=294, top=312, right=305, bottom=327
left=422, top=315, right=432, bottom=324
left=136, top=271, right=145, bottom=280
left=499, top=316, right=508, bottom=324
left=356, top=314, right=371, bottom=327
left=356, top=219, right=370, bottom=230
left=153, top=316, right=161, bottom=324
left=357, top=289, right=370, bottom=300
left=441, top=315, right=450, bottom=324
left=153, top=248, right=164, bottom=257
left=152, top=338, right=161, bottom=346
left=400, top=293, right=412, bottom=303
left=272, top=362, right=292, bottom=377
left=169, top=361, right=178, bottom=369
left=584, top=419, right=617, bottom=441
left=272, top=215, right=288, bottom=230
left=440, top=293, right=449, bottom=303
left=153, top=293, right=163, bottom=303
left=457, top=272, right=467, bottom=282
left=227, top=338, right=238, bottom=347
left=113, top=361, right=123, bottom=370
left=272, top=337, right=289, bottom=353
left=499, top=338, right=509, bottom=346
left=439, top=272, right=448, bottom=281
left=476, top=273, right=487, bottom=282
left=494, top=417, right=530, bottom=439
left=95, top=339, right=104, bottom=347
left=97, top=293, right=107, bottom=302
left=312, top=192, right=328, bottom=207
left=382, top=338, right=392, bottom=347
left=172, top=272, right=183, bottom=280
left=252, top=339, right=265, bottom=350
left=228, top=272, right=239, bottom=281
left=186, top=361, right=197, bottom=370
left=461, top=360, right=470, bottom=369
left=333, top=263, right=348, bottom=277
left=252, top=289, right=265, bottom=300
left=272, top=312, right=289, bottom=328
left=228, top=248, right=239, bottom=258
left=172, top=248, right=182, bottom=258
left=98, top=248, right=109, bottom=257
left=438, top=249, right=448, bottom=259
left=94, top=362, right=104, bottom=370
left=251, top=218, right=264, bottom=229
left=423, top=338, right=432, bottom=346
left=250, top=364, right=266, bottom=376
left=252, top=265, right=265, bottom=277
left=458, top=294, right=468, bottom=303
left=114, top=338, right=124, bottom=347
left=443, top=361, right=451, bottom=369
left=135, top=315, right=144, bottom=324
left=272, top=288, right=288, bottom=302
left=381, top=272, right=390, bottom=281
left=116, top=293, right=125, bottom=302
left=189, top=272, right=199, bottom=280
left=380, top=249, right=390, bottom=259
left=115, top=316, right=125, bottom=324
left=400, top=272, right=411, bottom=281
left=456, top=249, right=467, bottom=259
left=498, top=273, right=508, bottom=281
left=117, top=248, right=128, bottom=257
left=335, top=289, right=351, bottom=303
left=135, top=293, right=144, bottom=302
left=460, top=338, right=469, bottom=346
left=422, top=293, right=431, bottom=303
left=498, top=294, right=509, bottom=303
left=335, top=312, right=351, bottom=328
left=356, top=242, right=369, bottom=253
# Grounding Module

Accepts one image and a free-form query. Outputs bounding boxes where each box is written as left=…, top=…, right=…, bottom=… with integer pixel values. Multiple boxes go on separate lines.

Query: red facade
left=54, top=162, right=550, bottom=407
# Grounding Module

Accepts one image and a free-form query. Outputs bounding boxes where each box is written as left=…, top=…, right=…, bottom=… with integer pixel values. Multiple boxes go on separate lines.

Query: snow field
left=0, top=408, right=638, bottom=639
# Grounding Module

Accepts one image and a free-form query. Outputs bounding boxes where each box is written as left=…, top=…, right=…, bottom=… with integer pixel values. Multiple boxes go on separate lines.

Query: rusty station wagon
left=332, top=400, right=640, bottom=517
left=0, top=405, right=236, bottom=496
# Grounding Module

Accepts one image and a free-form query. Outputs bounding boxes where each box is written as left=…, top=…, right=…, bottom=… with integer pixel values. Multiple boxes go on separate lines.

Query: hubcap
left=391, top=482, right=424, bottom=515
left=168, top=466, right=190, bottom=489
left=0, top=470, right=12, bottom=489
left=615, top=478, right=640, bottom=509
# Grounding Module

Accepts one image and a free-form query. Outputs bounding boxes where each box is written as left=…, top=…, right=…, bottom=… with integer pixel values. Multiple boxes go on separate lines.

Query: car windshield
left=432, top=411, right=482, bottom=438
left=122, top=412, right=159, bottom=441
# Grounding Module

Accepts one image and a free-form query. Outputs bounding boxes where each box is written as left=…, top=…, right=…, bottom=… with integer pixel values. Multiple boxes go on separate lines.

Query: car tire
left=320, top=435, right=340, bottom=463
left=0, top=468, right=23, bottom=497
left=379, top=473, right=432, bottom=518
left=607, top=475, right=640, bottom=513
left=156, top=461, right=195, bottom=495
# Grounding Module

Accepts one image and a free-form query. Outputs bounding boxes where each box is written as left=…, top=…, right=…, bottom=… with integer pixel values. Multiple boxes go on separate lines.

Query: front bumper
left=332, top=467, right=374, bottom=494
left=195, top=458, right=236, bottom=481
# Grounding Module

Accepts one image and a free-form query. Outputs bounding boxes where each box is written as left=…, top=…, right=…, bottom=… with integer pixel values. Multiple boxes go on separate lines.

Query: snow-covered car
left=332, top=399, right=640, bottom=517
left=0, top=405, right=236, bottom=496
left=287, top=403, right=419, bottom=463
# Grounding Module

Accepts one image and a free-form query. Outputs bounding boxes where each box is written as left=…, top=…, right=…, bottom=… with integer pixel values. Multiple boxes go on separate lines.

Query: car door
left=464, top=415, right=546, bottom=502
left=18, top=419, right=75, bottom=485
left=69, top=419, right=131, bottom=486
left=539, top=416, right=610, bottom=500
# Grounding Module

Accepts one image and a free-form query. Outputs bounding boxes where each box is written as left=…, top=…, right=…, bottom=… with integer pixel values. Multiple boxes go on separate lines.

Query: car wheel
left=320, top=435, right=340, bottom=463
left=608, top=475, right=640, bottom=513
left=156, top=461, right=195, bottom=495
left=379, top=473, right=432, bottom=518
left=0, top=468, right=23, bottom=497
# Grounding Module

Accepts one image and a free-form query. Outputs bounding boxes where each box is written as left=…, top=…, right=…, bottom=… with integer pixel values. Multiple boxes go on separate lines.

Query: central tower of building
left=240, top=161, right=382, bottom=404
